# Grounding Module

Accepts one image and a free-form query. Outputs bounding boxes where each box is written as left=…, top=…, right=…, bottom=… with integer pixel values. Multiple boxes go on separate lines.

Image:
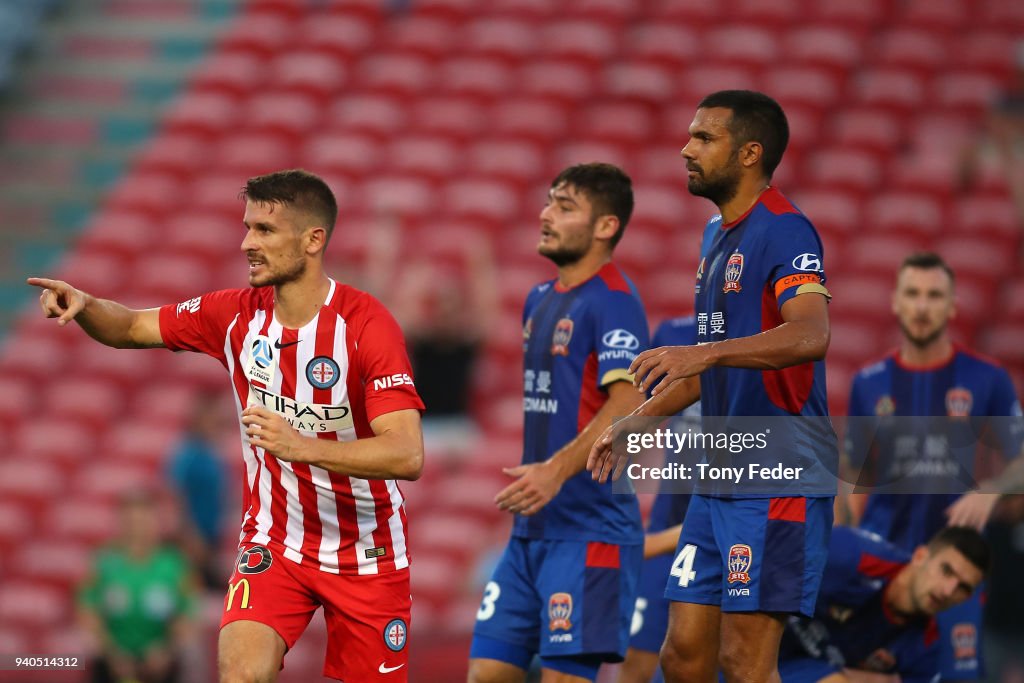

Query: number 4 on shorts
left=671, top=544, right=697, bottom=587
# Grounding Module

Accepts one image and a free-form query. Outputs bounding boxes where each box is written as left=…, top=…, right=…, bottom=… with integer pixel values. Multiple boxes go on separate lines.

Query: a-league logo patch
left=723, top=253, right=744, bottom=293
left=951, top=623, right=977, bottom=660
left=551, top=318, right=574, bottom=356
left=236, top=545, right=273, bottom=575
left=246, top=336, right=276, bottom=385
left=726, top=544, right=752, bottom=584
left=946, top=388, right=973, bottom=417
left=548, top=592, right=573, bottom=631
left=383, top=619, right=408, bottom=651
left=306, top=356, right=340, bottom=390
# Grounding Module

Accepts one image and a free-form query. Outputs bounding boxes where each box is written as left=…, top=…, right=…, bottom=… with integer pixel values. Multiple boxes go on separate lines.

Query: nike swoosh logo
left=274, top=339, right=300, bottom=349
left=378, top=663, right=405, bottom=674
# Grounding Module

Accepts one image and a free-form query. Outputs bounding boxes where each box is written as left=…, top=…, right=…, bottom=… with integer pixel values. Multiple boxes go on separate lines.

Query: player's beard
left=899, top=318, right=947, bottom=350
left=687, top=149, right=742, bottom=206
left=249, top=252, right=307, bottom=288
left=538, top=219, right=595, bottom=267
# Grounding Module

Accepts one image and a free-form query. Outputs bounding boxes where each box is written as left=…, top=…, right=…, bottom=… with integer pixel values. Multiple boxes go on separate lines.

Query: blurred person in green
left=77, top=491, right=198, bottom=683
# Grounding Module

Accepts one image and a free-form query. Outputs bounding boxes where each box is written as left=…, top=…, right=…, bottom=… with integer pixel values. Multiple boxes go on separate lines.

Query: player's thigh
left=719, top=611, right=786, bottom=682
left=709, top=497, right=832, bottom=617
left=219, top=544, right=318, bottom=681
left=218, top=620, right=287, bottom=683
left=471, top=538, right=543, bottom=664
left=535, top=540, right=642, bottom=664
left=318, top=568, right=412, bottom=682
left=660, top=601, right=721, bottom=673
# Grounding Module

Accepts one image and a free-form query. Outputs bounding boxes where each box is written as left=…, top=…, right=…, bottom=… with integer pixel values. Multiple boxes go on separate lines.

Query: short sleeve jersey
left=779, top=526, right=941, bottom=683
left=693, top=187, right=837, bottom=495
left=516, top=262, right=648, bottom=544
left=159, top=279, right=424, bottom=575
left=847, top=348, right=1023, bottom=551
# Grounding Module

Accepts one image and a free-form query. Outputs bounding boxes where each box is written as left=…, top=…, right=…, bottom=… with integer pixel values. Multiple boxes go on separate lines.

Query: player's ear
left=594, top=215, right=620, bottom=244
left=740, top=141, right=762, bottom=170
left=911, top=545, right=931, bottom=565
left=305, top=226, right=327, bottom=255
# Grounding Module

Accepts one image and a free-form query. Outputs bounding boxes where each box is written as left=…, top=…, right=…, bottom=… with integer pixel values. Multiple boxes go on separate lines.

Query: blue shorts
left=629, top=551, right=674, bottom=654
left=664, top=495, right=833, bottom=616
left=937, top=588, right=984, bottom=680
left=470, top=537, right=642, bottom=667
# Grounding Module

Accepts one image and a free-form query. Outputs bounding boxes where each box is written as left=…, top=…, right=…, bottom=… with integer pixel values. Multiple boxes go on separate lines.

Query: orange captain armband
left=774, top=273, right=831, bottom=299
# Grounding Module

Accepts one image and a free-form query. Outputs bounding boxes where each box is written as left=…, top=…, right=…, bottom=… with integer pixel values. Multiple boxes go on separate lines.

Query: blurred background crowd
left=0, top=0, right=1023, bottom=681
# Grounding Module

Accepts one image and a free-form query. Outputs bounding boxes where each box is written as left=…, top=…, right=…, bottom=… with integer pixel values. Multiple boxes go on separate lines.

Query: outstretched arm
left=27, top=277, right=164, bottom=348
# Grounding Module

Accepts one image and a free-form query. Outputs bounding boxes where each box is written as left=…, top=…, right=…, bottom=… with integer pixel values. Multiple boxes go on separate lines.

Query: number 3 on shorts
left=476, top=580, right=501, bottom=621
left=670, top=544, right=697, bottom=587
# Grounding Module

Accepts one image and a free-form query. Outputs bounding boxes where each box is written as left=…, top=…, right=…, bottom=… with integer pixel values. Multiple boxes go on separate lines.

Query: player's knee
left=660, top=637, right=712, bottom=683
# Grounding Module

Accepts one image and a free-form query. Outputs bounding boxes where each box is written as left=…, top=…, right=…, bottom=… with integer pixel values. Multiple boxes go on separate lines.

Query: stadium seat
left=788, top=188, right=862, bottom=236
left=603, top=61, right=676, bottom=103
left=444, top=178, right=521, bottom=222
left=703, top=25, right=779, bottom=69
left=0, top=582, right=65, bottom=625
left=864, top=192, right=944, bottom=237
left=270, top=51, right=347, bottom=100
left=354, top=52, right=436, bottom=96
left=44, top=498, right=118, bottom=545
left=900, top=0, right=969, bottom=32
left=241, top=91, right=322, bottom=141
left=784, top=25, right=864, bottom=72
left=386, top=136, right=464, bottom=181
left=828, top=108, right=903, bottom=156
left=466, top=138, right=545, bottom=185
left=932, top=70, right=1003, bottom=117
left=980, top=325, right=1024, bottom=363
left=803, top=147, right=883, bottom=194
left=438, top=56, right=517, bottom=100
left=410, top=96, right=487, bottom=141
left=869, top=28, right=946, bottom=73
left=384, top=15, right=459, bottom=59
left=579, top=101, right=656, bottom=145
left=761, top=66, right=843, bottom=111
left=190, top=51, right=266, bottom=98
left=519, top=59, right=598, bottom=103
left=653, top=0, right=725, bottom=22
left=461, top=17, right=539, bottom=60
left=553, top=140, right=631, bottom=171
left=953, top=196, right=1021, bottom=237
left=305, top=131, right=381, bottom=179
left=844, top=234, right=928, bottom=276
left=953, top=30, right=1016, bottom=78
left=934, top=235, right=1015, bottom=280
left=359, top=175, right=439, bottom=217
left=488, top=97, right=571, bottom=142
left=853, top=68, right=927, bottom=115
left=622, top=23, right=700, bottom=67
left=297, top=12, right=377, bottom=61
left=161, top=91, right=240, bottom=138
left=808, top=0, right=891, bottom=27
left=537, top=19, right=619, bottom=63
left=216, top=11, right=296, bottom=58
left=213, top=132, right=299, bottom=177
left=677, top=65, right=758, bottom=104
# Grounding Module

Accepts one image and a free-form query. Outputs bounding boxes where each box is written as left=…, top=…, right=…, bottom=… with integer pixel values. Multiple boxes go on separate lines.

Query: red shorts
left=220, top=544, right=411, bottom=682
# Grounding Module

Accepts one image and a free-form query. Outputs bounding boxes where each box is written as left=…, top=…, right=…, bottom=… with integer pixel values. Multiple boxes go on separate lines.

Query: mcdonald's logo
left=226, top=578, right=251, bottom=611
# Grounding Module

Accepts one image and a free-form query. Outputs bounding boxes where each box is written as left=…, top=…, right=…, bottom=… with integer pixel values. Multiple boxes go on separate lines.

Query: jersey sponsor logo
left=248, top=386, right=354, bottom=433
left=723, top=253, right=744, bottom=293
left=875, top=395, right=895, bottom=416
left=383, top=619, right=408, bottom=651
left=524, top=396, right=558, bottom=414
left=792, top=253, right=822, bottom=272
left=727, top=587, right=750, bottom=596
left=225, top=578, right=252, bottom=610
left=371, top=373, right=415, bottom=392
left=236, top=545, right=273, bottom=575
left=548, top=592, right=573, bottom=631
left=247, top=336, right=276, bottom=385
left=726, top=544, right=753, bottom=584
left=601, top=328, right=640, bottom=351
left=951, top=623, right=977, bottom=660
left=175, top=296, right=201, bottom=315
left=274, top=338, right=300, bottom=349
left=598, top=348, right=638, bottom=362
left=551, top=317, right=574, bottom=356
left=379, top=663, right=405, bottom=674
left=945, top=388, right=973, bottom=417
left=306, top=356, right=340, bottom=390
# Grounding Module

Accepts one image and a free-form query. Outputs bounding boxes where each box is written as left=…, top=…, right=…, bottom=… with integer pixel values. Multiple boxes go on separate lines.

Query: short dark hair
left=927, top=526, right=991, bottom=574
left=698, top=90, right=789, bottom=180
left=241, top=169, right=338, bottom=243
left=550, top=162, right=634, bottom=248
left=900, top=251, right=956, bottom=285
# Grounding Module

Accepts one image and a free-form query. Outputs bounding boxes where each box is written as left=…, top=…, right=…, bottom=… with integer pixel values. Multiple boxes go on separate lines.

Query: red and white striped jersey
left=159, top=279, right=424, bottom=575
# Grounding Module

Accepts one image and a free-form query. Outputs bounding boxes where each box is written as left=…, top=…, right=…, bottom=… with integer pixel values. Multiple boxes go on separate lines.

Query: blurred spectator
left=984, top=495, right=1024, bottom=683
left=959, top=41, right=1024, bottom=234
left=166, top=394, right=229, bottom=590
left=77, top=492, right=197, bottom=683
left=388, top=234, right=499, bottom=460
